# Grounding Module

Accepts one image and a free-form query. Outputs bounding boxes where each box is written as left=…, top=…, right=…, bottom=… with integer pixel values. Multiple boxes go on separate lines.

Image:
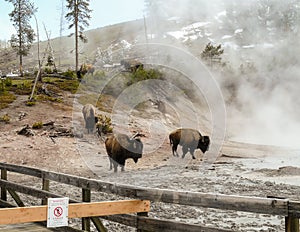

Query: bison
left=77, top=64, right=95, bottom=79
left=105, top=133, right=143, bottom=172
left=121, top=59, right=143, bottom=73
left=169, top=128, right=210, bottom=159
left=82, top=104, right=98, bottom=134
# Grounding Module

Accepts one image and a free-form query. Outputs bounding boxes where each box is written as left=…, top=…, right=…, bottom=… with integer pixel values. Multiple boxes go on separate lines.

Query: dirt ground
left=1, top=91, right=300, bottom=231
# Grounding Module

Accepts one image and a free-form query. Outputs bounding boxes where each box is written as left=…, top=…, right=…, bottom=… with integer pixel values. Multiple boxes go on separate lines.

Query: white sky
left=0, top=0, right=145, bottom=41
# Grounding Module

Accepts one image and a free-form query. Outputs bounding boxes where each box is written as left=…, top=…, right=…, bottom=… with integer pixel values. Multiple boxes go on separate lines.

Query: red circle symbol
left=54, top=206, right=63, bottom=217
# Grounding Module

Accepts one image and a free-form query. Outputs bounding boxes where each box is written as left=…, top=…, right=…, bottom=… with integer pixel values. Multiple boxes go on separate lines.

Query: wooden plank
left=0, top=163, right=42, bottom=178
left=101, top=214, right=232, bottom=232
left=1, top=169, right=7, bottom=201
left=135, top=188, right=289, bottom=216
left=137, top=212, right=149, bottom=232
left=0, top=179, right=64, bottom=200
left=82, top=188, right=91, bottom=231
left=289, top=201, right=300, bottom=217
left=285, top=216, right=299, bottom=232
left=7, top=189, right=25, bottom=207
left=69, top=200, right=150, bottom=218
left=41, top=179, right=50, bottom=205
left=0, top=200, right=150, bottom=225
left=90, top=217, right=108, bottom=232
left=136, top=216, right=232, bottom=232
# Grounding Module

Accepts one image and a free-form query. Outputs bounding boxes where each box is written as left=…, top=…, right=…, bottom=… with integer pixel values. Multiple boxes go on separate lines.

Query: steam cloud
left=145, top=0, right=300, bottom=148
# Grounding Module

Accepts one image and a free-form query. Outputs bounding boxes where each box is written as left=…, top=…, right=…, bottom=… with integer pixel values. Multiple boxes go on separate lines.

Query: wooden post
left=137, top=212, right=149, bottom=232
left=285, top=216, right=299, bottom=232
left=1, top=169, right=7, bottom=201
left=41, top=178, right=49, bottom=205
left=82, top=188, right=91, bottom=231
left=7, top=189, right=25, bottom=207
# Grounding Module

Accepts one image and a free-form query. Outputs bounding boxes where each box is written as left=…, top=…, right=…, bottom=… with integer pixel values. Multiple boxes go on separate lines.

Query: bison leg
left=172, top=144, right=179, bottom=157
left=182, top=146, right=188, bottom=159
left=108, top=157, right=113, bottom=170
left=121, top=165, right=125, bottom=172
left=189, top=148, right=196, bottom=159
left=113, top=162, right=118, bottom=172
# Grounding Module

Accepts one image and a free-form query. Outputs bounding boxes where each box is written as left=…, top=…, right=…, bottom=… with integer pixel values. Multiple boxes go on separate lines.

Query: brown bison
left=121, top=59, right=143, bottom=73
left=169, top=128, right=210, bottom=159
left=82, top=104, right=98, bottom=134
left=105, top=133, right=143, bottom=172
left=77, top=64, right=95, bottom=79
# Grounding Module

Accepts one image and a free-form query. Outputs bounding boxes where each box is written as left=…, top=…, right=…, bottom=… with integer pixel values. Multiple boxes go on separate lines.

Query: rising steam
left=144, top=0, right=300, bottom=148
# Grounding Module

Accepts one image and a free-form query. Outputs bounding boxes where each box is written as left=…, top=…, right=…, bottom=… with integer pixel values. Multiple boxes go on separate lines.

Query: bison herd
left=82, top=104, right=210, bottom=172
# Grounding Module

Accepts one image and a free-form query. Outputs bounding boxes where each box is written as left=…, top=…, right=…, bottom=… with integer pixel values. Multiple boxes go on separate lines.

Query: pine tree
left=65, top=0, right=92, bottom=78
left=201, top=42, right=224, bottom=67
left=5, top=0, right=36, bottom=77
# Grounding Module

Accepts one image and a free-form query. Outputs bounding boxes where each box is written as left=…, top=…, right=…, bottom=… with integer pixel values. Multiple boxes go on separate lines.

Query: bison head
left=130, top=138, right=143, bottom=163
left=197, top=136, right=210, bottom=153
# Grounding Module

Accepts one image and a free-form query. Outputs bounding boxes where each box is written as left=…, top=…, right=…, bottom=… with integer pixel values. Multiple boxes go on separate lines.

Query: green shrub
left=32, top=121, right=43, bottom=129
left=0, top=114, right=10, bottom=123
left=127, top=68, right=163, bottom=86
left=4, top=77, right=12, bottom=87
left=36, top=95, right=63, bottom=103
left=58, top=79, right=79, bottom=93
left=62, top=69, right=76, bottom=79
left=0, top=92, right=16, bottom=109
left=15, top=81, right=33, bottom=95
left=26, top=100, right=36, bottom=106
left=96, top=114, right=113, bottom=134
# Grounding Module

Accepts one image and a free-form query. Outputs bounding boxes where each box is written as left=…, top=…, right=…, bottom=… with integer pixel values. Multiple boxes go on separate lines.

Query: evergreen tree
left=201, top=42, right=224, bottom=67
left=5, top=0, right=36, bottom=77
left=65, top=0, right=92, bottom=78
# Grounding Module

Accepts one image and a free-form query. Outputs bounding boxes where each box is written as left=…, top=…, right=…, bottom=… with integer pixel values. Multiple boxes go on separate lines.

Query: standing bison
left=82, top=104, right=98, bottom=134
left=169, top=128, right=210, bottom=159
left=77, top=64, right=95, bottom=79
left=105, top=133, right=143, bottom=172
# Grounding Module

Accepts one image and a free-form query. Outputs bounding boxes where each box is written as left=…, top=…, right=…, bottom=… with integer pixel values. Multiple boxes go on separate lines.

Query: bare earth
left=1, top=92, right=300, bottom=231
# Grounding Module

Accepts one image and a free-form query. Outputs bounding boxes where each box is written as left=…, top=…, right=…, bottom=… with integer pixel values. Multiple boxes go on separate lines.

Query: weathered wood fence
left=0, top=162, right=299, bottom=232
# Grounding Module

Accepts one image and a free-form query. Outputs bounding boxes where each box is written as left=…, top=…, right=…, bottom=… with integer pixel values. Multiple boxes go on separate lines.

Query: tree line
left=4, top=0, right=92, bottom=77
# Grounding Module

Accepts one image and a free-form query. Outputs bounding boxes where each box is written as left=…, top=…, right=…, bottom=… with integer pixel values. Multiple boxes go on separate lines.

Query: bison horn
left=131, top=132, right=140, bottom=140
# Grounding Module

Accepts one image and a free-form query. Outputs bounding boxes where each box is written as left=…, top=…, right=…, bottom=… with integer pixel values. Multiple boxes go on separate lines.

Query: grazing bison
left=77, top=64, right=95, bottom=79
left=82, top=104, right=98, bottom=134
left=169, top=128, right=210, bottom=159
left=121, top=59, right=143, bottom=73
left=105, top=133, right=143, bottom=172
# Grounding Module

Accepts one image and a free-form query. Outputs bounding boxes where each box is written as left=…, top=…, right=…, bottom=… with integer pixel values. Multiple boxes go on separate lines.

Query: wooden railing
left=0, top=162, right=299, bottom=232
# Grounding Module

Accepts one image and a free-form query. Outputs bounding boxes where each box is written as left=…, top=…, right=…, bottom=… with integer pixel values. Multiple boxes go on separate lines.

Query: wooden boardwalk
left=0, top=223, right=83, bottom=231
left=0, top=223, right=57, bottom=231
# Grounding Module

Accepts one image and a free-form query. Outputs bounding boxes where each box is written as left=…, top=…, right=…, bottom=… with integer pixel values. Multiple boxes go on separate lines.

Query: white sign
left=47, top=197, right=69, bottom=228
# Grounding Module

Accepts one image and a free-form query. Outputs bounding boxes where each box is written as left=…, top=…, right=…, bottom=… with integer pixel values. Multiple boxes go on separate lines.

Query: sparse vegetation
left=32, top=121, right=43, bottom=129
left=0, top=114, right=10, bottom=123
left=62, top=69, right=77, bottom=79
left=201, top=42, right=224, bottom=67
left=25, top=100, right=36, bottom=106
left=43, top=78, right=79, bottom=94
left=0, top=92, right=16, bottom=109
left=127, top=68, right=163, bottom=86
left=13, top=80, right=33, bottom=95
left=36, top=95, right=62, bottom=103
left=96, top=114, right=113, bottom=134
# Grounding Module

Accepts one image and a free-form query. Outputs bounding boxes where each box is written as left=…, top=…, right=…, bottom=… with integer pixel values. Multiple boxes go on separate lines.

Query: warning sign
left=47, top=197, right=69, bottom=228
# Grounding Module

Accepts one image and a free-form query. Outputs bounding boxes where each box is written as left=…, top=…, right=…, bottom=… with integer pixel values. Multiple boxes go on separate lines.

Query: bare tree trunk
left=18, top=0, right=23, bottom=77
left=75, top=0, right=79, bottom=75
